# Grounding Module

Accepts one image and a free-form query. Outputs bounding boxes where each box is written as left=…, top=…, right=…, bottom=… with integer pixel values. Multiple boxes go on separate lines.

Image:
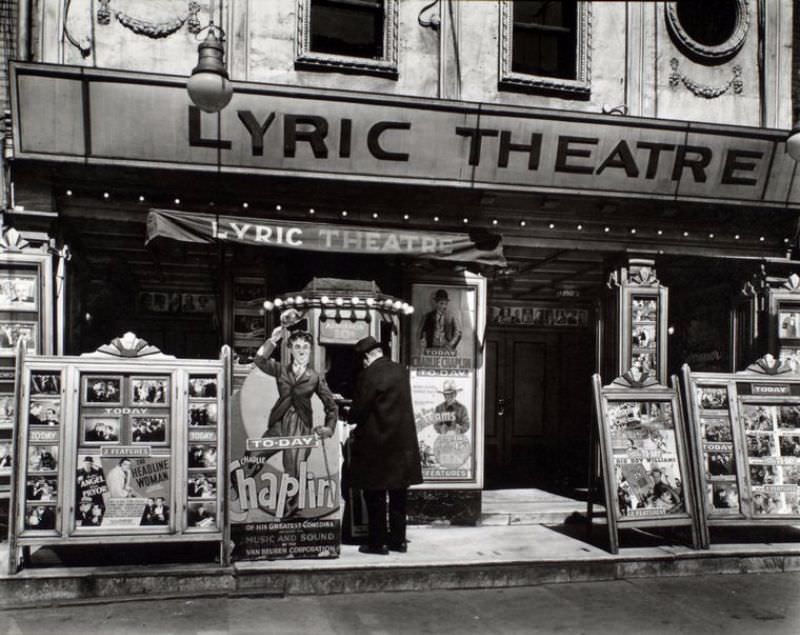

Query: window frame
left=296, top=0, right=399, bottom=78
left=499, top=0, right=592, bottom=98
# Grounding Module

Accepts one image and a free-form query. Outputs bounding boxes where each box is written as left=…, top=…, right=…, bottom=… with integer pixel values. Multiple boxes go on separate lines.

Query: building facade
left=2, top=1, right=800, bottom=525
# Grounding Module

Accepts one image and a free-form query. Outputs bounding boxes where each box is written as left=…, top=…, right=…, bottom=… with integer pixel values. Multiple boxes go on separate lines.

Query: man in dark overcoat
left=350, top=336, right=423, bottom=554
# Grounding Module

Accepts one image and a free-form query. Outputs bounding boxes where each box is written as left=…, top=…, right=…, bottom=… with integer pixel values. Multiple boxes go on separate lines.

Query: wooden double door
left=484, top=328, right=594, bottom=490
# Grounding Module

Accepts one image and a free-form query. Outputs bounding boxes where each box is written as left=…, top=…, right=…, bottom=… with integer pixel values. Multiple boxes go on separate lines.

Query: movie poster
left=75, top=451, right=171, bottom=528
left=411, top=369, right=474, bottom=481
left=410, top=285, right=476, bottom=369
left=605, top=399, right=686, bottom=518
left=228, top=366, right=341, bottom=560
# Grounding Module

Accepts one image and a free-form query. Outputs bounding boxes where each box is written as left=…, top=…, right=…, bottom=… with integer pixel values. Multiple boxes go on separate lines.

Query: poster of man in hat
left=433, top=380, right=471, bottom=434
left=411, top=284, right=475, bottom=368
left=411, top=372, right=474, bottom=481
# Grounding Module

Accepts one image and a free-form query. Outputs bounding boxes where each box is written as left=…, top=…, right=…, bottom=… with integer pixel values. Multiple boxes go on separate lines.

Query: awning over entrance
left=146, top=208, right=506, bottom=266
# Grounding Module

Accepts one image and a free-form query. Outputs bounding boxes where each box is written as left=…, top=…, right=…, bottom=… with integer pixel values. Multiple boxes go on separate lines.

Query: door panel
left=511, top=341, right=545, bottom=437
left=484, top=326, right=594, bottom=490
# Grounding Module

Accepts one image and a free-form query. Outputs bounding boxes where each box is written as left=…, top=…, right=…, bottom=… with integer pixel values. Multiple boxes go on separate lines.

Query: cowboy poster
left=410, top=285, right=476, bottom=369
left=228, top=360, right=341, bottom=560
left=411, top=369, right=475, bottom=482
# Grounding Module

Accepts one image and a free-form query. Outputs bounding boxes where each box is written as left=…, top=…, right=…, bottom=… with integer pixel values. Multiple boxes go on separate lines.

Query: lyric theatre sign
left=11, top=63, right=800, bottom=208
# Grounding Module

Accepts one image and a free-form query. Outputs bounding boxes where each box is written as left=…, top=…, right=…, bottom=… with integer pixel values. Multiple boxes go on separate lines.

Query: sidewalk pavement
left=2, top=519, right=800, bottom=609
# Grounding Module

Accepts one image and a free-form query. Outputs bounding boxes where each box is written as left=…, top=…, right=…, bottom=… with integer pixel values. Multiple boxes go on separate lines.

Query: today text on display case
left=7, top=333, right=230, bottom=573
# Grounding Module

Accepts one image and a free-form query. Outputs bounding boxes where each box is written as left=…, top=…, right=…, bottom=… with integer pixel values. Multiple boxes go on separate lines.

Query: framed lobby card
left=0, top=321, right=38, bottom=357
left=82, top=376, right=123, bottom=405
left=591, top=372, right=698, bottom=553
left=0, top=272, right=37, bottom=311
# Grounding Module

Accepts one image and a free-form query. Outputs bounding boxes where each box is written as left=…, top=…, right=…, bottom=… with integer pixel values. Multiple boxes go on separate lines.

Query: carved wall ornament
left=669, top=58, right=742, bottom=99
left=629, top=266, right=659, bottom=287
left=97, top=1, right=202, bottom=39
left=86, top=332, right=175, bottom=359
left=665, top=0, right=749, bottom=65
left=740, top=280, right=759, bottom=297
left=782, top=273, right=800, bottom=293
left=745, top=354, right=794, bottom=376
left=611, top=369, right=660, bottom=389
left=0, top=227, right=30, bottom=253
left=606, top=271, right=621, bottom=290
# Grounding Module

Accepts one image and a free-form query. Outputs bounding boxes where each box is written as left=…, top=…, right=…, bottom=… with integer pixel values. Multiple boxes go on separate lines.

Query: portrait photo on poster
left=410, top=284, right=476, bottom=368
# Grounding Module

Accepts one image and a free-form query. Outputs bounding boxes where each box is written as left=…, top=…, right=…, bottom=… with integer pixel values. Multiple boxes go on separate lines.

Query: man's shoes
left=387, top=541, right=408, bottom=553
left=358, top=544, right=389, bottom=555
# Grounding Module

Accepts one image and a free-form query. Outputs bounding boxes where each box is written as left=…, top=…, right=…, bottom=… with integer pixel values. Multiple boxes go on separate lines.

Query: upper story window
left=665, top=0, right=749, bottom=64
left=500, top=1, right=591, bottom=98
left=297, top=0, right=399, bottom=78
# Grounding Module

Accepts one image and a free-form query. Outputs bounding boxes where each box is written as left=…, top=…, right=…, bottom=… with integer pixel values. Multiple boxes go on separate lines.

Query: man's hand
left=314, top=426, right=334, bottom=439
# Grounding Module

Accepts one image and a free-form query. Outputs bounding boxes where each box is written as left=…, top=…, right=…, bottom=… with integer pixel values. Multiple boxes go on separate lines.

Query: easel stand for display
left=589, top=372, right=700, bottom=554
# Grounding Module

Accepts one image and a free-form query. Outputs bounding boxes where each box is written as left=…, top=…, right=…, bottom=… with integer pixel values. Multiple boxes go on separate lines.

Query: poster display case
left=683, top=356, right=800, bottom=547
left=591, top=372, right=699, bottom=553
left=605, top=259, right=668, bottom=385
left=408, top=274, right=486, bottom=489
left=768, top=274, right=800, bottom=371
left=0, top=227, right=65, bottom=502
left=7, top=333, right=230, bottom=573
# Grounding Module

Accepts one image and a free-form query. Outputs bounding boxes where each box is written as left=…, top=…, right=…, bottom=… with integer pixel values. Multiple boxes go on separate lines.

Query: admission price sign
left=591, top=372, right=699, bottom=553
left=8, top=333, right=230, bottom=573
left=683, top=357, right=800, bottom=547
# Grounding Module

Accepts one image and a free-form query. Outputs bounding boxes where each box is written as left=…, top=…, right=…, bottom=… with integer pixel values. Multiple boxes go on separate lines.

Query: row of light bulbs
left=66, top=189, right=788, bottom=243
left=263, top=295, right=415, bottom=315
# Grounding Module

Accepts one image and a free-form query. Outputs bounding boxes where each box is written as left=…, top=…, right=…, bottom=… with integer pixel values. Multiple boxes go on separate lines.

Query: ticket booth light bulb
left=263, top=300, right=274, bottom=311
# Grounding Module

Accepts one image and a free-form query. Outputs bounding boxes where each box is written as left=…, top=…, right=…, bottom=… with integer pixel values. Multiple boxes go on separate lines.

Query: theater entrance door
left=484, top=328, right=593, bottom=490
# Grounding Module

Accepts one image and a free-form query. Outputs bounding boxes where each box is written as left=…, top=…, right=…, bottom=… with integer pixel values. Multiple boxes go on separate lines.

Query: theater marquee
left=10, top=63, right=800, bottom=209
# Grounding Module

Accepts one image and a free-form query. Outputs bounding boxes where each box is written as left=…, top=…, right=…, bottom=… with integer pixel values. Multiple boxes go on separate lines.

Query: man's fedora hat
left=354, top=336, right=382, bottom=356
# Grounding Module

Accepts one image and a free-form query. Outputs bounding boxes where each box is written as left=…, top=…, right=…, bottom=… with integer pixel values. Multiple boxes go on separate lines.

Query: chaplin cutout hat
left=433, top=289, right=449, bottom=302
left=438, top=380, right=462, bottom=394
left=354, top=336, right=382, bottom=356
